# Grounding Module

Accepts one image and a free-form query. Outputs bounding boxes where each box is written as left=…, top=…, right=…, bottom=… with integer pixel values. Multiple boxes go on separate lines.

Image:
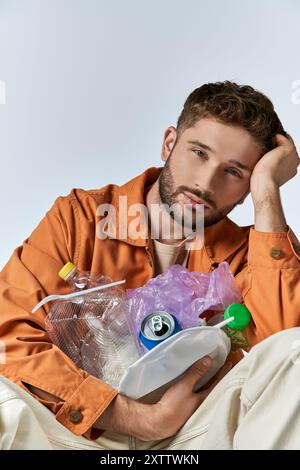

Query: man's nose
left=194, top=167, right=218, bottom=198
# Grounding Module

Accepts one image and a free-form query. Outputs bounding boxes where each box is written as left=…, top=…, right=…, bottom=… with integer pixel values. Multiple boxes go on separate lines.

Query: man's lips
left=183, top=191, right=211, bottom=208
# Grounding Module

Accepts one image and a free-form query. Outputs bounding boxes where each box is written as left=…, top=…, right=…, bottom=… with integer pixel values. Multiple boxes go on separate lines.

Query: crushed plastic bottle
left=43, top=263, right=140, bottom=388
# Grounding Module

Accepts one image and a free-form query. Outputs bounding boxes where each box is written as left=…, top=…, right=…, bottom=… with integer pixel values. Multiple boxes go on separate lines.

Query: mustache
left=173, top=185, right=216, bottom=209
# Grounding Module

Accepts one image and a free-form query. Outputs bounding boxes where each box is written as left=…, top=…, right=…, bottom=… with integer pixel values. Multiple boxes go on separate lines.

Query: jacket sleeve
left=235, top=226, right=300, bottom=347
left=0, top=194, right=117, bottom=438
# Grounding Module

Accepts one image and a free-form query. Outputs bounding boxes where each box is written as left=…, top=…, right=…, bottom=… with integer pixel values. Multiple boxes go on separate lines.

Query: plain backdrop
left=0, top=0, right=299, bottom=269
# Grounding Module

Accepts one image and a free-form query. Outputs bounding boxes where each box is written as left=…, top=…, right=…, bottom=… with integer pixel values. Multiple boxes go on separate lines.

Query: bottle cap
left=223, top=303, right=251, bottom=331
left=58, top=262, right=76, bottom=280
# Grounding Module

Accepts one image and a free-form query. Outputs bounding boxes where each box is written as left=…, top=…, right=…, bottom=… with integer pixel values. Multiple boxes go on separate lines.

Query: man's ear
left=161, top=126, right=177, bottom=162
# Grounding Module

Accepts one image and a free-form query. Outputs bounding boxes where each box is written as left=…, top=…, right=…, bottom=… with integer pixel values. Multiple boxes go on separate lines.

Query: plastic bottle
left=222, top=303, right=251, bottom=349
left=44, top=262, right=92, bottom=366
left=44, top=262, right=140, bottom=386
left=58, top=262, right=89, bottom=290
left=58, top=262, right=118, bottom=293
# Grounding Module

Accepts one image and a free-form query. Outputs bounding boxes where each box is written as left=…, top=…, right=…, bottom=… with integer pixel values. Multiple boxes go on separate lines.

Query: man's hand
left=94, top=356, right=232, bottom=442
left=250, top=134, right=299, bottom=192
left=250, top=134, right=299, bottom=233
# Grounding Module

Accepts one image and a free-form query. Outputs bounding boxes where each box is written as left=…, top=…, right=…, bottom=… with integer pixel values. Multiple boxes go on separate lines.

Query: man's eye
left=194, top=149, right=207, bottom=159
left=226, top=168, right=242, bottom=178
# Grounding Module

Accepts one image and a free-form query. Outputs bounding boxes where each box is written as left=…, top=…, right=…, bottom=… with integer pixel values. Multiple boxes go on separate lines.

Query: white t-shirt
left=152, top=238, right=190, bottom=276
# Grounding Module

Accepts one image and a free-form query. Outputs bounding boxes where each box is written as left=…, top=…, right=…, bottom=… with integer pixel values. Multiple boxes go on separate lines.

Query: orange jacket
left=0, top=167, right=300, bottom=438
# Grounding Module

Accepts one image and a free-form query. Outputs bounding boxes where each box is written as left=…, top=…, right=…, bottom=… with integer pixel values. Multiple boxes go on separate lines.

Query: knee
left=251, top=327, right=300, bottom=364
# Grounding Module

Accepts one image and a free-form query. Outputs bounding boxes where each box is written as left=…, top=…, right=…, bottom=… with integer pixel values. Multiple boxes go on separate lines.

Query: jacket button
left=292, top=243, right=300, bottom=256
left=69, top=410, right=83, bottom=424
left=270, top=247, right=285, bottom=260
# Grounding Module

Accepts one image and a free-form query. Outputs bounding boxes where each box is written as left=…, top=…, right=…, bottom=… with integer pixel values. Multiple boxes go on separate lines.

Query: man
left=0, top=81, right=300, bottom=449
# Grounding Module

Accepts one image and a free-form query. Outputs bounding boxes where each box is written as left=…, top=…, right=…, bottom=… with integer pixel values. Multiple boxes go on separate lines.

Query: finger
left=192, top=365, right=231, bottom=402
left=159, top=356, right=213, bottom=406
left=275, top=133, right=290, bottom=146
left=152, top=357, right=213, bottom=438
left=194, top=360, right=232, bottom=394
left=188, top=355, right=213, bottom=382
left=205, top=360, right=232, bottom=390
left=285, top=132, right=295, bottom=146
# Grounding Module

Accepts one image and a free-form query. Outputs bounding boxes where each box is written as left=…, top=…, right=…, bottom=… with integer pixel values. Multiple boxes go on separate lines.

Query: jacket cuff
left=248, top=226, right=300, bottom=269
left=55, top=375, right=117, bottom=437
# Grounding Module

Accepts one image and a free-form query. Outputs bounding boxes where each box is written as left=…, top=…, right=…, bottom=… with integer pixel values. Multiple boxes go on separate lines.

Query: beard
left=158, top=155, right=239, bottom=230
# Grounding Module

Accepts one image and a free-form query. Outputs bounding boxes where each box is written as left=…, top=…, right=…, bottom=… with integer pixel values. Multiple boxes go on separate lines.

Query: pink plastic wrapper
left=126, top=262, right=242, bottom=345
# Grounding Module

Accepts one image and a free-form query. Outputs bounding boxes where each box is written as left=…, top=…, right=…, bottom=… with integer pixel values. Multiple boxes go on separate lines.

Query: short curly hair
left=176, top=81, right=286, bottom=153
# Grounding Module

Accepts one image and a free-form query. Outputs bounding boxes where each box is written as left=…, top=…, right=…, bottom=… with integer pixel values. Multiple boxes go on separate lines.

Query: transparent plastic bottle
left=45, top=262, right=94, bottom=367
left=45, top=262, right=140, bottom=386
left=58, top=262, right=89, bottom=290
left=58, top=261, right=116, bottom=292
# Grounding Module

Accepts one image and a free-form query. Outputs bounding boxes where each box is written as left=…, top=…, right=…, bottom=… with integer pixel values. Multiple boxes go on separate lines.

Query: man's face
left=159, top=117, right=262, bottom=228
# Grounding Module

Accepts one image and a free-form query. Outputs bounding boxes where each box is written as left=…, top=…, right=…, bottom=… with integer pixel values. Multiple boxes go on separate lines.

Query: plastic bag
left=39, top=261, right=242, bottom=395
left=126, top=262, right=242, bottom=353
left=119, top=326, right=231, bottom=400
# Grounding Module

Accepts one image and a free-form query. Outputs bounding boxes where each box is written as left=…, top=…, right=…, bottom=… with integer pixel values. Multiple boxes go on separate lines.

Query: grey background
left=0, top=0, right=299, bottom=269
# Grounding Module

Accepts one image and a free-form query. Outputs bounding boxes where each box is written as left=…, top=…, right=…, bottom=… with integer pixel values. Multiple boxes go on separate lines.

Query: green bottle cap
left=223, top=303, right=251, bottom=331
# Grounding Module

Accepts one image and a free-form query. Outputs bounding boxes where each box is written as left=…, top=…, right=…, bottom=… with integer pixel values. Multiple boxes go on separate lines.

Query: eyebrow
left=187, top=140, right=252, bottom=173
left=187, top=140, right=214, bottom=152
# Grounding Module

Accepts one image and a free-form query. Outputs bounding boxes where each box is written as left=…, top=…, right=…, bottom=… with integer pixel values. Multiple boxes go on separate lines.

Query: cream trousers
left=1, top=328, right=300, bottom=450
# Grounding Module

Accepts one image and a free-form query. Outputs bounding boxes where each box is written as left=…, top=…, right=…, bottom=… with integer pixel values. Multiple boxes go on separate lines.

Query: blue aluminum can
left=139, top=311, right=182, bottom=350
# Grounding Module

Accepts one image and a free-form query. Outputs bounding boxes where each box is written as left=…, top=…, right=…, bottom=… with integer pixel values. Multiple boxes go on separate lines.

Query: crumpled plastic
left=126, top=262, right=242, bottom=352
left=44, top=261, right=242, bottom=389
left=44, top=278, right=140, bottom=389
